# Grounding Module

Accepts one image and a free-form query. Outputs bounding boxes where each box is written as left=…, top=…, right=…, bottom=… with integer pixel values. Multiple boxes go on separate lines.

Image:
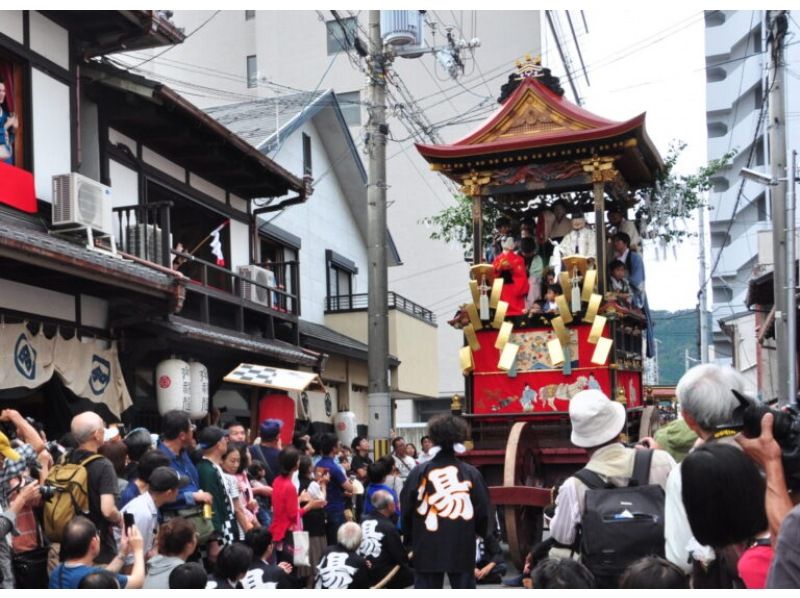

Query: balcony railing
left=172, top=249, right=300, bottom=317
left=326, top=292, right=436, bottom=324
left=113, top=203, right=300, bottom=317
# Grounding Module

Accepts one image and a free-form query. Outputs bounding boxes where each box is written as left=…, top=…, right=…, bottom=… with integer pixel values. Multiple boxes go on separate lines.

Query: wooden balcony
left=113, top=203, right=301, bottom=343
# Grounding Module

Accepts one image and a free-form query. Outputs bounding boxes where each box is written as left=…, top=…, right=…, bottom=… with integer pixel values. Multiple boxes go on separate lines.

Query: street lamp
left=739, top=166, right=778, bottom=186
left=740, top=152, right=797, bottom=407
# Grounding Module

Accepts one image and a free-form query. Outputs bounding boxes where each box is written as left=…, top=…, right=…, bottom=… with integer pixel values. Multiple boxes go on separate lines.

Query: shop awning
left=224, top=363, right=326, bottom=393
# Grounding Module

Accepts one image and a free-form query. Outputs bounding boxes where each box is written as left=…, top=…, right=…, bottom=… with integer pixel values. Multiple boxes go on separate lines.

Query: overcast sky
left=540, top=8, right=708, bottom=311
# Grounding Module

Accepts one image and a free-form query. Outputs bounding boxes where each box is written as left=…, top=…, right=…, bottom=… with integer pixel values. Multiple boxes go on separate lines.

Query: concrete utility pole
left=697, top=204, right=711, bottom=363
left=366, top=10, right=391, bottom=438
left=788, top=148, right=797, bottom=407
left=768, top=10, right=791, bottom=406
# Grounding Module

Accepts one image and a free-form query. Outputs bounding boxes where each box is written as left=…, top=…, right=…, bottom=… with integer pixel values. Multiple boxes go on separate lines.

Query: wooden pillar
left=461, top=172, right=490, bottom=265
left=593, top=180, right=607, bottom=296
left=582, top=156, right=619, bottom=297
left=472, top=194, right=483, bottom=265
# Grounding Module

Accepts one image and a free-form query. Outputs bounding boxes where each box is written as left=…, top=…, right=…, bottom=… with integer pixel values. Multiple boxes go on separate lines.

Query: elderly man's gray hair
left=336, top=521, right=363, bottom=551
left=676, top=364, right=747, bottom=432
left=370, top=489, right=394, bottom=512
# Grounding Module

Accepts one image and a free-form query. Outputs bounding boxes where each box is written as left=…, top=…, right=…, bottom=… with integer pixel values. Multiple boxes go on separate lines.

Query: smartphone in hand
left=123, top=512, right=135, bottom=533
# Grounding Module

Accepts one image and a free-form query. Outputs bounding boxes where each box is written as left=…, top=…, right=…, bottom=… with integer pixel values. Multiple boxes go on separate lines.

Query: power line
left=125, top=11, right=221, bottom=72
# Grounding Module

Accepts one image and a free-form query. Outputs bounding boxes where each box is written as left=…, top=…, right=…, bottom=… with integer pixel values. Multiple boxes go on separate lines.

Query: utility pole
left=698, top=204, right=711, bottom=363
left=366, top=10, right=391, bottom=438
left=788, top=149, right=797, bottom=407
left=768, top=10, right=790, bottom=406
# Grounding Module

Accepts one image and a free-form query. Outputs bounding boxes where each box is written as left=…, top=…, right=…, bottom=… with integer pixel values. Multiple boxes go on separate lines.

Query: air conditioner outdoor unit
left=239, top=265, right=275, bottom=307
left=52, top=173, right=113, bottom=236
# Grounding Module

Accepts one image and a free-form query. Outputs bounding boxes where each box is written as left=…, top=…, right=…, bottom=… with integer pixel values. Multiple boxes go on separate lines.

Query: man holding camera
left=660, top=364, right=748, bottom=573
left=0, top=409, right=50, bottom=499
left=737, top=410, right=799, bottom=587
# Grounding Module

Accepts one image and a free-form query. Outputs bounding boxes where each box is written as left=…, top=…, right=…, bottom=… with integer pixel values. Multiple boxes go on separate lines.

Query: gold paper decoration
left=581, top=269, right=597, bottom=302
left=490, top=278, right=504, bottom=308
left=555, top=295, right=573, bottom=324
left=459, top=346, right=474, bottom=375
left=494, top=321, right=513, bottom=350
left=588, top=315, right=607, bottom=345
left=551, top=316, right=570, bottom=347
left=492, top=301, right=509, bottom=329
left=469, top=280, right=480, bottom=305
left=591, top=337, right=613, bottom=365
left=547, top=338, right=565, bottom=367
left=464, top=324, right=481, bottom=351
left=559, top=272, right=571, bottom=297
left=497, top=342, right=519, bottom=371
left=584, top=293, right=603, bottom=323
left=465, top=303, right=482, bottom=330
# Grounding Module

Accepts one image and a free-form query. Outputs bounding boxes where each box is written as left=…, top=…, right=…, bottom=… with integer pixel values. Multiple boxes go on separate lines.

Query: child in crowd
left=608, top=259, right=632, bottom=309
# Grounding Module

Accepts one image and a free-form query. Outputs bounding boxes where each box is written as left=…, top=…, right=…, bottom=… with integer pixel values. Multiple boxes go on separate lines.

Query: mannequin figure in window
left=0, top=78, right=18, bottom=165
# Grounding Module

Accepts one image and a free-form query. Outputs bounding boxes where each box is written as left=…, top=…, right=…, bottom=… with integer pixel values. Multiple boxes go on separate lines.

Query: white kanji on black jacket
left=400, top=451, right=491, bottom=574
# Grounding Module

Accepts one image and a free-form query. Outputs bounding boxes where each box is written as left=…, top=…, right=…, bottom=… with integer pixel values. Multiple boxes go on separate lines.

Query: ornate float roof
left=416, top=59, right=663, bottom=190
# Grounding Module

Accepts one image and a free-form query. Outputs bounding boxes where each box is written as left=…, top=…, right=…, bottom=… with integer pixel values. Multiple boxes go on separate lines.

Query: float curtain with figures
left=473, top=323, right=610, bottom=415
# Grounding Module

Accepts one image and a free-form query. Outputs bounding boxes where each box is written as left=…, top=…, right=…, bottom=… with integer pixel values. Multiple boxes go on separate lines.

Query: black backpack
left=574, top=449, right=665, bottom=587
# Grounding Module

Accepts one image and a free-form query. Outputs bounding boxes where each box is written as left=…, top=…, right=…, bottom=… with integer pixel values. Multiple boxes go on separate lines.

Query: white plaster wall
left=263, top=120, right=368, bottom=324
left=80, top=294, right=109, bottom=329
left=189, top=173, right=226, bottom=203
left=108, top=160, right=139, bottom=209
left=142, top=147, right=185, bottom=183
left=108, top=128, right=137, bottom=153
left=230, top=194, right=248, bottom=213
left=0, top=11, right=24, bottom=43
left=229, top=219, right=250, bottom=273
left=29, top=12, right=69, bottom=70
left=31, top=68, right=71, bottom=203
left=0, top=278, right=75, bottom=321
left=79, top=98, right=101, bottom=182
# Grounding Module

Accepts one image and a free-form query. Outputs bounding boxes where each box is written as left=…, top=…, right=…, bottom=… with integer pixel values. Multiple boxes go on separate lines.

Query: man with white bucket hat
left=548, top=389, right=677, bottom=547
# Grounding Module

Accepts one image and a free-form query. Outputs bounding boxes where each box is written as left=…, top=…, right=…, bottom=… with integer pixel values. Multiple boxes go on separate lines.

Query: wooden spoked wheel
left=503, top=421, right=545, bottom=571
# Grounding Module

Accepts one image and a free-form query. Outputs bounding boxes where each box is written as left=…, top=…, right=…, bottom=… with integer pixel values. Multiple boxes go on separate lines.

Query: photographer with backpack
left=548, top=390, right=676, bottom=588
left=45, top=412, right=122, bottom=565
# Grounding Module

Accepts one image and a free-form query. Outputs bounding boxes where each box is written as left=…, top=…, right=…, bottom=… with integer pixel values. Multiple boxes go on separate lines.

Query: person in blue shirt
left=316, top=433, right=354, bottom=544
left=157, top=410, right=213, bottom=511
left=49, top=516, right=145, bottom=589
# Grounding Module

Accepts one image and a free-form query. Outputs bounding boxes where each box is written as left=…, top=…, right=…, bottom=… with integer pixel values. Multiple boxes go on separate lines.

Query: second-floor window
left=326, top=249, right=357, bottom=309
left=246, top=55, right=257, bottom=88
left=326, top=17, right=357, bottom=55
left=245, top=10, right=255, bottom=20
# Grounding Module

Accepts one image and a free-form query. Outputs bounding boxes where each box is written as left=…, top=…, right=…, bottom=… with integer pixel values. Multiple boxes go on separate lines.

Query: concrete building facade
left=705, top=11, right=800, bottom=399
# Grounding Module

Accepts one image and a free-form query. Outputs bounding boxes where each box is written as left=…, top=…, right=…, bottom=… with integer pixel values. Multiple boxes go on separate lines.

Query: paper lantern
left=334, top=411, right=358, bottom=447
left=156, top=358, right=191, bottom=415
left=188, top=361, right=209, bottom=420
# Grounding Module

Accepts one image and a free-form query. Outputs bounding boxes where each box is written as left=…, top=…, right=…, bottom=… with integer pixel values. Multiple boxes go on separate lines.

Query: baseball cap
left=0, top=432, right=20, bottom=461
left=259, top=418, right=283, bottom=441
left=148, top=466, right=190, bottom=492
left=197, top=426, right=228, bottom=450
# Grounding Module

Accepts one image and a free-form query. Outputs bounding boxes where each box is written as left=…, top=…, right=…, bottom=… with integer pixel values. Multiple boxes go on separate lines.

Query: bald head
left=71, top=412, right=105, bottom=446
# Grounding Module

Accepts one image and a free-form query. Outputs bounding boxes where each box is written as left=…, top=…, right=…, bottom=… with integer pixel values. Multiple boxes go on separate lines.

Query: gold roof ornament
left=515, top=54, right=544, bottom=78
